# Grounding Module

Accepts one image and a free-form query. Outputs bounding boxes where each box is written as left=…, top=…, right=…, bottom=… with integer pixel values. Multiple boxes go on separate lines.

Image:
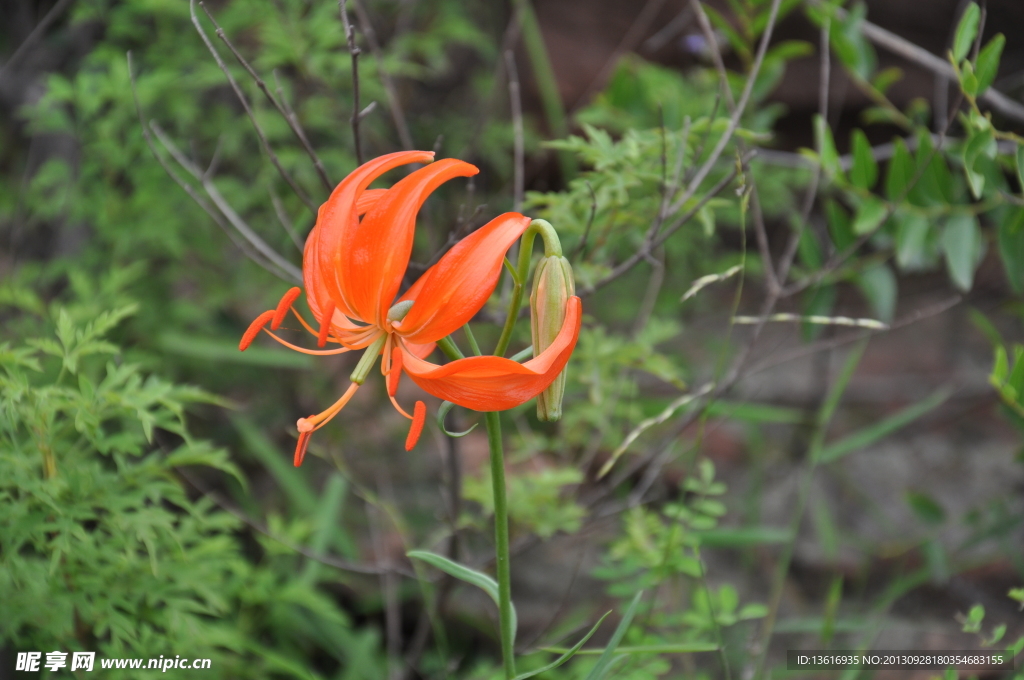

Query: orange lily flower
left=240, top=151, right=582, bottom=466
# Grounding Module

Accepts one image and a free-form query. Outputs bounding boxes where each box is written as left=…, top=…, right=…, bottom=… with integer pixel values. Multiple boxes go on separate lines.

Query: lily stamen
left=297, top=382, right=360, bottom=434
left=271, top=287, right=302, bottom=330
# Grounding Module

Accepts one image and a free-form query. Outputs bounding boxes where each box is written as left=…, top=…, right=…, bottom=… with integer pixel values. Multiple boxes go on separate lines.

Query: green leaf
left=826, top=199, right=855, bottom=250
left=975, top=34, right=1005, bottom=94
left=852, top=197, right=888, bottom=235
left=818, top=389, right=950, bottom=463
left=582, top=591, right=644, bottom=680
left=895, top=212, right=931, bottom=270
left=159, top=333, right=313, bottom=369
left=871, top=67, right=903, bottom=95
left=1016, top=144, right=1024, bottom=192
left=997, top=207, right=1024, bottom=293
left=856, top=264, right=897, bottom=322
left=515, top=612, right=611, bottom=680
left=436, top=401, right=479, bottom=438
left=960, top=61, right=979, bottom=97
left=963, top=127, right=995, bottom=199
left=814, top=114, right=842, bottom=181
left=408, top=550, right=518, bottom=636
left=695, top=527, right=791, bottom=547
left=941, top=213, right=983, bottom=291
left=809, top=341, right=868, bottom=462
left=885, top=138, right=915, bottom=201
left=850, top=129, right=878, bottom=190
left=952, top=3, right=980, bottom=63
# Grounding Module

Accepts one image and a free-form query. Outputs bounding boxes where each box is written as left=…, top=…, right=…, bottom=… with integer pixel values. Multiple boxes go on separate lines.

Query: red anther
left=405, top=401, right=427, bottom=451
left=387, top=347, right=404, bottom=397
left=271, top=287, right=302, bottom=330
left=294, top=429, right=313, bottom=467
left=316, top=300, right=336, bottom=348
left=239, top=310, right=275, bottom=351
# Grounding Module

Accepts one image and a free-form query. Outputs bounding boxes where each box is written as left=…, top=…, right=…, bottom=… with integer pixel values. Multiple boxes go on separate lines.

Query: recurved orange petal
left=399, top=297, right=582, bottom=411
left=342, top=159, right=479, bottom=326
left=314, top=151, right=434, bottom=322
left=395, top=212, right=530, bottom=345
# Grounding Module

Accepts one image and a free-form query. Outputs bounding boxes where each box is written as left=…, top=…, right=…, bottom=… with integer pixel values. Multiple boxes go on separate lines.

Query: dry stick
left=691, top=0, right=779, bottom=293
left=199, top=3, right=333, bottom=193
left=127, top=53, right=297, bottom=283
left=777, top=17, right=830, bottom=286
left=846, top=5, right=1024, bottom=124
left=570, top=181, right=598, bottom=262
left=0, top=0, right=75, bottom=81
left=665, top=0, right=784, bottom=218
left=339, top=0, right=366, bottom=165
left=579, top=155, right=749, bottom=297
left=505, top=50, right=525, bottom=214
left=149, top=121, right=303, bottom=282
left=747, top=295, right=961, bottom=376
left=269, top=186, right=304, bottom=251
left=351, top=0, right=415, bottom=150
left=188, top=0, right=317, bottom=215
left=176, top=467, right=413, bottom=577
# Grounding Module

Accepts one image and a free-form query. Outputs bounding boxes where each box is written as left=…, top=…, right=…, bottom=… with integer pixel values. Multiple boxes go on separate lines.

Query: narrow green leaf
left=999, top=207, right=1024, bottom=294
left=809, top=341, right=868, bottom=462
left=963, top=127, right=994, bottom=199
left=895, top=212, right=931, bottom=270
left=856, top=264, right=897, bottom=322
left=436, top=401, right=479, bottom=438
left=704, top=401, right=804, bottom=424
left=515, top=612, right=611, bottom=680
left=408, top=550, right=518, bottom=636
left=961, top=61, right=979, bottom=97
left=543, top=643, right=718, bottom=656
left=952, top=3, right=980, bottom=63
left=941, top=213, right=983, bottom=291
left=909, top=493, right=946, bottom=524
left=975, top=34, right=1005, bottom=94
left=695, top=527, right=791, bottom=546
left=852, top=197, right=888, bottom=235
left=301, top=474, right=350, bottom=584
left=583, top=591, right=644, bottom=680
left=885, top=138, right=915, bottom=201
left=850, top=129, right=878, bottom=190
left=826, top=199, right=855, bottom=250
left=160, top=333, right=313, bottom=369
left=814, top=115, right=842, bottom=181
left=818, top=389, right=951, bottom=463
left=1016, top=144, right=1024, bottom=192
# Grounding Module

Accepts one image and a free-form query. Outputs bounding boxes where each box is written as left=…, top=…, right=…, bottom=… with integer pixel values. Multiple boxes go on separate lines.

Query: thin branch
left=810, top=0, right=1024, bottom=124
left=339, top=0, right=366, bottom=165
left=128, top=53, right=297, bottom=283
left=579, top=152, right=750, bottom=297
left=149, top=120, right=303, bottom=282
left=570, top=181, right=598, bottom=262
left=351, top=0, right=415, bottom=150
left=200, top=2, right=333, bottom=192
left=505, top=50, right=525, bottom=214
left=269, top=185, right=304, bottom=251
left=689, top=0, right=736, bottom=112
left=0, top=0, right=76, bottom=82
left=189, top=0, right=317, bottom=215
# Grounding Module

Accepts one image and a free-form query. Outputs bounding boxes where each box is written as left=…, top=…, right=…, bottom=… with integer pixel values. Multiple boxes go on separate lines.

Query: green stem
left=485, top=411, right=515, bottom=679
left=494, top=220, right=562, bottom=357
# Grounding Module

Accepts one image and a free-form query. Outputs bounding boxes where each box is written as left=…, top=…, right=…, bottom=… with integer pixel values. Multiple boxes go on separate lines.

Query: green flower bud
left=530, top=254, right=575, bottom=421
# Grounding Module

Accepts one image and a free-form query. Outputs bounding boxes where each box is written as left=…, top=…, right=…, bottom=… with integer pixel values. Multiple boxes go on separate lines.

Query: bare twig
left=188, top=0, right=317, bottom=215
left=128, top=53, right=298, bottom=283
left=808, top=0, right=1024, bottom=124
left=570, top=181, right=598, bottom=262
left=0, top=0, right=76, bottom=82
left=689, top=0, right=736, bottom=112
left=149, top=120, right=303, bottom=282
left=339, top=0, right=367, bottom=165
left=505, top=50, right=525, bottom=213
left=351, top=0, right=415, bottom=150
left=200, top=2, right=333, bottom=192
left=269, top=186, right=304, bottom=251
left=580, top=152, right=750, bottom=297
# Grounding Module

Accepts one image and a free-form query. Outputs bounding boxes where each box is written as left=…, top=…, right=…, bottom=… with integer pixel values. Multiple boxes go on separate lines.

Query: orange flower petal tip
left=240, top=310, right=275, bottom=351
left=272, top=287, right=302, bottom=330
left=405, top=401, right=426, bottom=451
left=387, top=348, right=404, bottom=397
